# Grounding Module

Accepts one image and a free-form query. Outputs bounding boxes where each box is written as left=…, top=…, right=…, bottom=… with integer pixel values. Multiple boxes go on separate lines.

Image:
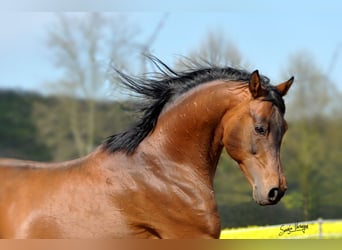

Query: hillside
left=0, top=89, right=134, bottom=161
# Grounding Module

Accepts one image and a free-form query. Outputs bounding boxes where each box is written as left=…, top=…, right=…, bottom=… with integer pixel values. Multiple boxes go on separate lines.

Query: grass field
left=220, top=219, right=342, bottom=239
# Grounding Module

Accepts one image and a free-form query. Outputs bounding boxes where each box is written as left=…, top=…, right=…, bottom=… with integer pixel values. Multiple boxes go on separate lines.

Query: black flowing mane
left=103, top=56, right=284, bottom=154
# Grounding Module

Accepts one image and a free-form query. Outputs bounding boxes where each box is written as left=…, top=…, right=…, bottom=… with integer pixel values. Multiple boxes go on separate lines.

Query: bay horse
left=0, top=58, right=294, bottom=238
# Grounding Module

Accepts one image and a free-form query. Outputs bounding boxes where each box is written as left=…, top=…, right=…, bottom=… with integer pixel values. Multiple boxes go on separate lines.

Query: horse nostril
left=268, top=188, right=280, bottom=202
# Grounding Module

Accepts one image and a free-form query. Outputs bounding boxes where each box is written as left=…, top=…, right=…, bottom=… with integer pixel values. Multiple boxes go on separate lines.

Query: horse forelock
left=263, top=86, right=286, bottom=114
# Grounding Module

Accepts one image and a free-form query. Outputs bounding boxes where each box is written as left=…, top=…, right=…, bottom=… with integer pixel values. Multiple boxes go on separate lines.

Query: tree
left=33, top=13, right=139, bottom=160
left=283, top=50, right=339, bottom=120
left=175, top=29, right=249, bottom=69
left=281, top=50, right=342, bottom=220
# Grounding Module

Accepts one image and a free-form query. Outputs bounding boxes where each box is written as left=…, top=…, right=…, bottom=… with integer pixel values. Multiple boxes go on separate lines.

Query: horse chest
left=107, top=170, right=221, bottom=238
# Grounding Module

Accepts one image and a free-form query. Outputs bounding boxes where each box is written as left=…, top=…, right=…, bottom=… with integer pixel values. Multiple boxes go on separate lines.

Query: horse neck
left=144, top=80, right=250, bottom=185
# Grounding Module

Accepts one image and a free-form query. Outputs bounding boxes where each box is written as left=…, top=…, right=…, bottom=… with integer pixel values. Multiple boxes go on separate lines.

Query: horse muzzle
left=253, top=185, right=287, bottom=206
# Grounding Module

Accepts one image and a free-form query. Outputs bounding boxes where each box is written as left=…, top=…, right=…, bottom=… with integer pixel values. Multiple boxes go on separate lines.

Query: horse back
left=0, top=152, right=112, bottom=238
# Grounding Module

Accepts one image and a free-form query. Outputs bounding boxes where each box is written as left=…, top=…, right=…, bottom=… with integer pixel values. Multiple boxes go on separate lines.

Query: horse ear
left=249, top=70, right=265, bottom=98
left=276, top=76, right=294, bottom=96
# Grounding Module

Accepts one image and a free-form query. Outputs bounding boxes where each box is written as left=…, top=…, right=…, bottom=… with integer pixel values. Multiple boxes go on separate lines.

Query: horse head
left=221, top=70, right=294, bottom=205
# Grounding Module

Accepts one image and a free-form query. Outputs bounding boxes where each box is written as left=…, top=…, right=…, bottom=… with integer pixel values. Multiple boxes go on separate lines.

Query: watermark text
left=279, top=222, right=309, bottom=236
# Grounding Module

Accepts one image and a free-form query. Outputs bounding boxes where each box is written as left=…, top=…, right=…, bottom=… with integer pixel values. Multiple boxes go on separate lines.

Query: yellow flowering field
left=220, top=219, right=342, bottom=239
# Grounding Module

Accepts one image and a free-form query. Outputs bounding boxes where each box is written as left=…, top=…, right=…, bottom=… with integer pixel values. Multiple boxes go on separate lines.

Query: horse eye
left=255, top=125, right=267, bottom=135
